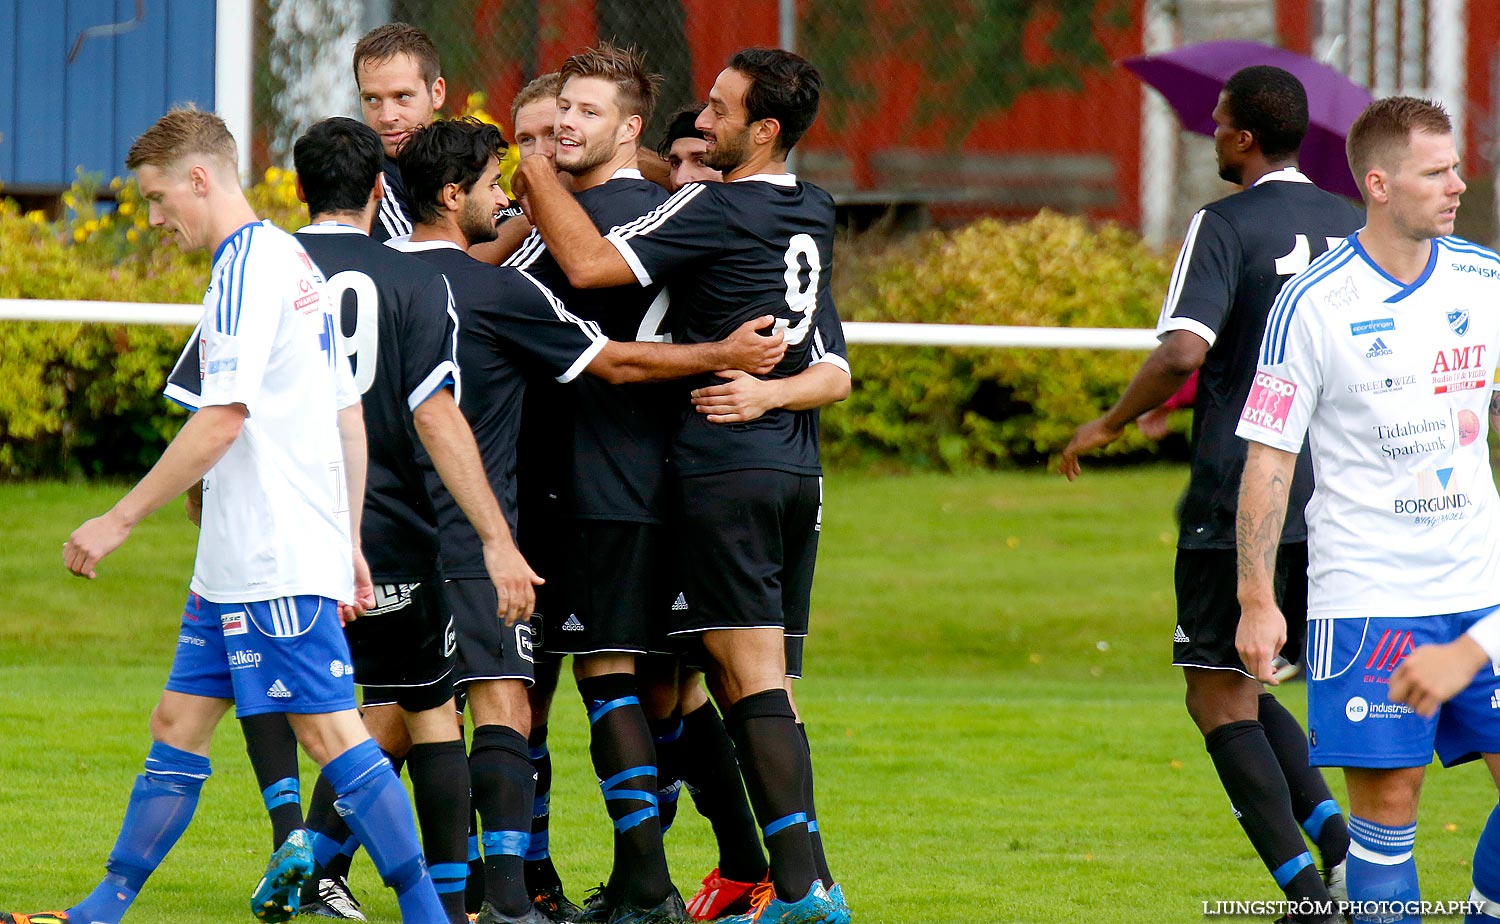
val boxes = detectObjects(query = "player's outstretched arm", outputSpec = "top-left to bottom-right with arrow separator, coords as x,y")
691,363 -> 852,424
1058,330 -> 1208,480
336,403 -> 376,618
412,389 -> 542,625
512,155 -> 636,288
64,403 -> 247,579
1235,441 -> 1296,683
586,315 -> 787,384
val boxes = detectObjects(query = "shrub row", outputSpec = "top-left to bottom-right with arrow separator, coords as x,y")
823,211 -> 1177,469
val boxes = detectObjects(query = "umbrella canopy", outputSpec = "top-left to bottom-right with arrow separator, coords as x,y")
1122,40 -> 1374,199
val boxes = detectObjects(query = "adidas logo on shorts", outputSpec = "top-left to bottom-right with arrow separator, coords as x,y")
672,592 -> 688,612
1173,625 -> 1190,644
562,614 -> 585,631
267,679 -> 293,699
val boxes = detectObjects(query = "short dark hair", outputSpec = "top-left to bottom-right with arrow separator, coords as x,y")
397,117 -> 505,225
559,43 -> 663,125
511,72 -> 563,128
293,117 -> 384,218
727,48 -> 821,155
1220,65 -> 1308,160
354,22 -> 441,88
657,103 -> 707,158
1347,96 -> 1453,187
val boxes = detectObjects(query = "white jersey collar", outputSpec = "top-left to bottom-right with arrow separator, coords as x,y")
1253,166 -> 1312,186
388,237 -> 465,253
732,172 -> 797,187
295,221 -> 366,235
609,167 -> 645,181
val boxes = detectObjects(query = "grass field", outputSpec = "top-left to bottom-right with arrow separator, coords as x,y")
2,468 -> 1497,923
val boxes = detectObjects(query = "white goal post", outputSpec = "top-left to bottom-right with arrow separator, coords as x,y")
0,299 -> 1161,351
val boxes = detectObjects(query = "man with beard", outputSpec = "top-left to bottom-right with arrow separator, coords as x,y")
511,49 -> 852,924
1059,66 -> 1360,924
393,117 -> 787,924
352,23 -> 443,244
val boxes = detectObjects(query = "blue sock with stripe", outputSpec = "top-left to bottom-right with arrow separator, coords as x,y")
648,714 -> 686,835
1347,816 -> 1419,924
523,725 -> 562,895
727,689 -> 819,903
470,724 -> 535,916
1467,803 -> 1500,921
578,673 -> 672,906
69,742 -> 211,924
326,738 -> 445,924
1204,720 -> 1330,911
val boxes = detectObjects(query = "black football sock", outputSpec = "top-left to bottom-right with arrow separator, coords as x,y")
523,724 -> 563,896
470,724 -> 537,916
797,722 -> 834,886
577,673 -> 673,906
648,713 -> 685,835
1205,720 -> 1331,910
240,713 -> 304,848
679,700 -> 768,882
408,740 -> 472,924
466,810 -> 484,915
727,689 -> 817,902
1259,693 -> 1349,870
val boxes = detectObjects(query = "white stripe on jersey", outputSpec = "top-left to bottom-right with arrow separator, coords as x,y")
378,195 -> 412,239
516,269 -> 603,337
505,230 -> 547,269
609,182 -> 707,241
1156,210 -> 1204,334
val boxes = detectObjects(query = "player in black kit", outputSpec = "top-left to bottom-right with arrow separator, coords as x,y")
1059,67 -> 1363,924
512,49 -> 852,924
392,116 -> 787,924
353,23 -> 442,244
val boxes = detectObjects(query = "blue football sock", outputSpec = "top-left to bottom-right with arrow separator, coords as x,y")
1467,803 -> 1500,922
1348,816 -> 1419,924
327,739 -> 445,924
69,742 -> 211,924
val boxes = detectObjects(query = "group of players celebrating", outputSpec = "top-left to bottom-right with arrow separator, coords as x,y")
8,22 -> 850,924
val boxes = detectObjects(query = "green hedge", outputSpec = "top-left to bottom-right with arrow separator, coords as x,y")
824,212 -> 1177,469
1,179 -> 1177,477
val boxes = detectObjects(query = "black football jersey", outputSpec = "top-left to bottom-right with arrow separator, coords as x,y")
399,241 -> 607,578
506,170 -> 675,522
371,157 -> 415,244
603,174 -> 845,476
1155,169 -> 1364,548
295,223 -> 459,579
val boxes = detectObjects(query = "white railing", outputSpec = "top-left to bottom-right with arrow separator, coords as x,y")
0,299 -> 1163,351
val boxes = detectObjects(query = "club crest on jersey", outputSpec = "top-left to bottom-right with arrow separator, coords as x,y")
1448,308 -> 1470,336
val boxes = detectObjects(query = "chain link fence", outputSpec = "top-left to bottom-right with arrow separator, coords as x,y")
249,0 -> 1147,227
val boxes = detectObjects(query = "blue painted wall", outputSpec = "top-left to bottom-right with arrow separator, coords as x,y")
0,1 -> 216,190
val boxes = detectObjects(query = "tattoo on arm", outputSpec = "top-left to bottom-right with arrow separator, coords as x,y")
1489,391 -> 1500,417
1236,459 -> 1291,586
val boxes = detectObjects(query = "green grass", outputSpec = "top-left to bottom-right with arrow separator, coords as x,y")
2,469 -> 1496,923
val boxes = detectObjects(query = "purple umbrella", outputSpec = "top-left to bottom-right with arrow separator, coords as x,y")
1122,39 -> 1374,199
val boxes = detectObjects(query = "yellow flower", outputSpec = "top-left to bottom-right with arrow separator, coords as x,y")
62,193 -> 76,209
118,201 -> 134,217
84,220 -> 100,234
25,210 -> 46,224
73,228 -> 87,244
109,176 -> 123,190
126,228 -> 140,242
266,166 -> 283,185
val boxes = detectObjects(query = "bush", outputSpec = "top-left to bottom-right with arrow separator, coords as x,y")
0,168 -> 315,478
824,211 -> 1177,469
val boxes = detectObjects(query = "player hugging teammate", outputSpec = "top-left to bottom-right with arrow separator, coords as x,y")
6,22 -> 852,924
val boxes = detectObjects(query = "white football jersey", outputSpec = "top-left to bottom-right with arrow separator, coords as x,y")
1237,234 -> 1500,619
168,220 -> 360,603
